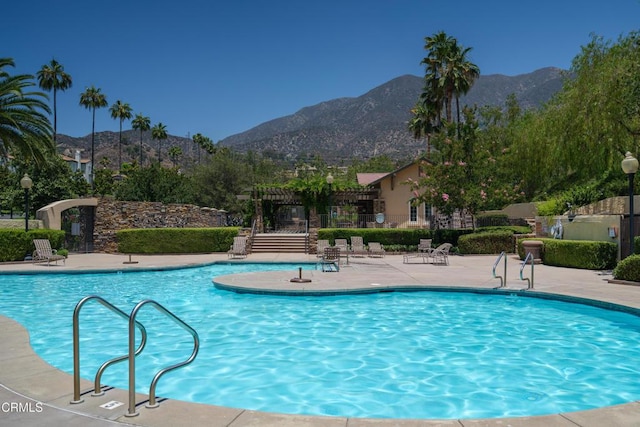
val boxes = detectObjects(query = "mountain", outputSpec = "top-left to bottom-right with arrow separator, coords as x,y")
57,68 -> 566,166
218,67 -> 567,162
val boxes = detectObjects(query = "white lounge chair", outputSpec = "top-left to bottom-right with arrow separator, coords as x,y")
350,236 -> 367,257
227,236 -> 248,259
316,239 -> 330,258
429,243 -> 453,265
32,239 -> 66,266
367,242 -> 385,257
418,239 -> 433,253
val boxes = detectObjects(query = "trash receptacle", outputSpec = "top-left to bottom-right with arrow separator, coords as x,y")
522,240 -> 543,264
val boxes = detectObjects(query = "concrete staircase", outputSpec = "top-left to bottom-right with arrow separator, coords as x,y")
250,233 -> 309,253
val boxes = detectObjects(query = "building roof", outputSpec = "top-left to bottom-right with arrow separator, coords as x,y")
356,173 -> 388,186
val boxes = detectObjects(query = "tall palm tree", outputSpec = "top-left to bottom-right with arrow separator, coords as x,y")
408,103 -> 438,159
151,122 -> 167,163
36,59 -> 72,144
0,58 -> 53,165
109,100 -> 133,172
192,133 -> 204,164
131,113 -> 150,166
79,86 -> 108,185
420,31 -> 479,134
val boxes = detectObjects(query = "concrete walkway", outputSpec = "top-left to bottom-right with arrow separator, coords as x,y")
1,252 -> 640,426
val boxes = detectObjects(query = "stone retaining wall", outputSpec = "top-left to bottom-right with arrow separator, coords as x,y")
94,198 -> 227,252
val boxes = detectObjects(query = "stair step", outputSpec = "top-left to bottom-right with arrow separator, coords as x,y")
249,233 -> 309,253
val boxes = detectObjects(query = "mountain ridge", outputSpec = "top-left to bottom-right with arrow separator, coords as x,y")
57,67 -> 566,165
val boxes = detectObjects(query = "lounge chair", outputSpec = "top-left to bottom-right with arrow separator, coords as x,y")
429,243 -> 453,265
316,239 -> 330,258
227,236 -> 248,259
32,239 -> 66,266
320,247 -> 340,272
418,239 -> 433,253
350,236 -> 367,257
334,239 -> 349,264
368,242 -> 385,257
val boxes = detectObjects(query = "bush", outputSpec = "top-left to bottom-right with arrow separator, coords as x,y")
458,230 -> 514,254
117,227 -> 240,254
0,229 -> 65,262
517,238 -> 617,270
613,255 -> 640,282
475,214 -> 509,227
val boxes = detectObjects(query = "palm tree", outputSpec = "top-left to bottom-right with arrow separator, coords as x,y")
79,86 -> 108,185
151,122 -> 167,163
37,59 -> 72,144
0,58 -> 53,165
192,133 -> 204,164
131,113 -> 150,166
109,100 -> 133,172
420,31 -> 479,135
408,103 -> 438,159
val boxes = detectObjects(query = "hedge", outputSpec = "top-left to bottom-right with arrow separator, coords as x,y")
458,230 -> 514,254
518,238 -> 617,270
613,254 -> 640,282
0,229 -> 66,262
116,227 -> 240,254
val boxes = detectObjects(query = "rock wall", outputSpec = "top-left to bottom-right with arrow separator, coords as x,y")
94,198 -> 227,252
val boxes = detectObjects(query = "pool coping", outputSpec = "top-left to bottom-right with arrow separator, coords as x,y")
2,252 -> 640,426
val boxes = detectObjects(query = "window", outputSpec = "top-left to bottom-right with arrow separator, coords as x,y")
409,201 -> 418,222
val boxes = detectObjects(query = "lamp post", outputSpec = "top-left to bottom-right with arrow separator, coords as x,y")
326,173 -> 334,228
622,152 -> 639,257
20,173 -> 33,232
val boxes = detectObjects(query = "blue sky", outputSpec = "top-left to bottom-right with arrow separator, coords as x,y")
5,0 -> 640,142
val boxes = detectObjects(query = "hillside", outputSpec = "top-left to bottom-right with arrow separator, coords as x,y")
57,68 -> 566,166
218,67 -> 566,162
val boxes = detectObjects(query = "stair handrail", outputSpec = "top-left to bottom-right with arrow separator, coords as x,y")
126,299 -> 200,416
520,252 -> 535,290
492,251 -> 507,288
71,295 -> 147,404
247,218 -> 257,253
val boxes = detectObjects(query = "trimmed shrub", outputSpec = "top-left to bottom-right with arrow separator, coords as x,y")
613,255 -> 640,282
458,230 -> 514,254
117,227 -> 240,254
0,229 -> 65,262
518,238 -> 617,270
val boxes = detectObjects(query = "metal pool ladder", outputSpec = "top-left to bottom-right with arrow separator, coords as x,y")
520,252 -> 535,289
70,295 -> 200,417
492,251 -> 507,288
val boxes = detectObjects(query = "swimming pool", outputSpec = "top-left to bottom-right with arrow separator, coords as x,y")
1,262 -> 640,420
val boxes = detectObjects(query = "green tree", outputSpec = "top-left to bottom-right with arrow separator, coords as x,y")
0,58 -> 53,165
131,113 -> 151,166
37,59 -> 72,144
115,163 -> 196,203
151,122 -> 167,163
109,100 -> 133,172
79,86 -> 108,185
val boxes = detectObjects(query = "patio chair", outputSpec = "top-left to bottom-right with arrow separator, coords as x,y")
316,239 -> 330,258
32,239 -> 66,266
417,239 -> 433,253
367,242 -> 385,258
227,236 -> 248,259
350,236 -> 367,257
429,243 -> 453,265
334,238 -> 349,252
320,246 -> 340,272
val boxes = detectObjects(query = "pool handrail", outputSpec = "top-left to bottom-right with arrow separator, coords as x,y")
126,299 -> 200,417
492,251 -> 507,288
70,295 -> 148,404
520,252 -> 535,289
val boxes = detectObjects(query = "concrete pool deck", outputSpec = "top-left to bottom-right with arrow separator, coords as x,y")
1,252 -> 640,426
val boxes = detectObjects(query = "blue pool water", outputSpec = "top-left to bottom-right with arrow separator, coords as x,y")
1,262 -> 640,419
